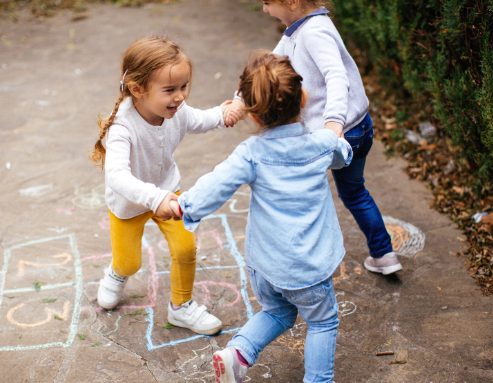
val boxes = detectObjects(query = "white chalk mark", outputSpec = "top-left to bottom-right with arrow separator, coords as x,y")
47,227 -> 68,234
228,190 -> 251,213
97,315 -> 122,336
3,282 -> 74,294
383,216 -> 425,257
335,292 -> 357,317
19,184 -> 53,197
71,184 -> 106,210
0,233 -> 84,351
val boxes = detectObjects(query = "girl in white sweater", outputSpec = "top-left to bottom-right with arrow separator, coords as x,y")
226,0 -> 403,276
90,36 -> 237,335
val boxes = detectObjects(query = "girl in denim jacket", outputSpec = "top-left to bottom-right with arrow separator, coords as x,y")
171,53 -> 352,383
225,0 -> 402,275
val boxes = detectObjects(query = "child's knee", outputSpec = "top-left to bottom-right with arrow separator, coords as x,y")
172,245 -> 196,265
112,258 -> 141,277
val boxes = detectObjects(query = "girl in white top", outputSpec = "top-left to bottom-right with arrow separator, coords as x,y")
226,0 -> 403,276
90,36 -> 237,335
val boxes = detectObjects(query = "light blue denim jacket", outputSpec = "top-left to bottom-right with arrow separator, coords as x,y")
178,122 -> 352,289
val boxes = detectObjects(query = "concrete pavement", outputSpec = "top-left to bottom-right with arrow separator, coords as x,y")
0,1 -> 492,382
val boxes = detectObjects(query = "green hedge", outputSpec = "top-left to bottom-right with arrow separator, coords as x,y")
332,0 -> 493,183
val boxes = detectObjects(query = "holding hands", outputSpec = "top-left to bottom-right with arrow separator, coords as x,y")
156,193 -> 182,221
221,99 -> 246,128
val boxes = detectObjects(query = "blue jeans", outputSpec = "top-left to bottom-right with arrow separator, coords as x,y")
331,113 -> 393,258
228,268 -> 339,383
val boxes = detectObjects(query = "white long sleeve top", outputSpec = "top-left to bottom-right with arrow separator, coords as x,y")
272,8 -> 369,133
104,97 -> 225,219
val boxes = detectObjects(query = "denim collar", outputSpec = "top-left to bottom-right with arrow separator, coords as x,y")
260,122 -> 305,139
283,7 -> 329,37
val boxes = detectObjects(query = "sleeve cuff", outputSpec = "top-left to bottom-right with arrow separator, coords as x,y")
234,90 -> 243,101
178,194 -> 201,232
341,138 -> 353,167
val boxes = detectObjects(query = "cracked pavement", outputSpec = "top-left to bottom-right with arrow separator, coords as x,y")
0,0 -> 492,382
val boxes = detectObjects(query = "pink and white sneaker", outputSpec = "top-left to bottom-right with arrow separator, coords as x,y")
213,347 -> 248,383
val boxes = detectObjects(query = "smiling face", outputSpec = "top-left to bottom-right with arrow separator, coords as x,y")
262,1 -> 299,26
132,59 -> 191,126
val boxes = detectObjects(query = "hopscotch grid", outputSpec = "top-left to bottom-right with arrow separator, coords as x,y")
0,233 -> 84,352
146,214 -> 253,350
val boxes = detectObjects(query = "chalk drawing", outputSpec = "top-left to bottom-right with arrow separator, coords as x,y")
17,252 -> 72,277
7,300 -> 70,328
56,206 -> 74,215
228,191 -> 250,213
175,344 -> 216,382
196,230 -> 224,251
80,240 -> 157,312
146,214 -> 253,350
97,315 -> 122,336
175,344 -> 272,382
336,292 -> 357,317
0,233 -> 83,352
71,184 -> 106,210
333,261 -> 349,285
47,227 -> 68,234
19,183 -> 53,197
383,216 -> 425,257
276,322 -> 307,356
98,215 -> 110,230
194,281 -> 241,307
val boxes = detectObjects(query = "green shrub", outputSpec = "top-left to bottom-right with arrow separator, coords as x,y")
332,0 -> 493,184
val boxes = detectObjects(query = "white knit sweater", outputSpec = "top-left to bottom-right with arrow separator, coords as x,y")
104,97 -> 224,219
273,12 -> 369,133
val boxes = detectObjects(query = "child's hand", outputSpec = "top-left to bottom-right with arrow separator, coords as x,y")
156,193 -> 179,221
324,121 -> 344,138
221,99 -> 246,128
169,200 -> 183,221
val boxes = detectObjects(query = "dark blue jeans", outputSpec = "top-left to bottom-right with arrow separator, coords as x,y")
331,113 -> 393,258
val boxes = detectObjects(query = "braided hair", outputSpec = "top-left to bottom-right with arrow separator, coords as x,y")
90,36 -> 193,168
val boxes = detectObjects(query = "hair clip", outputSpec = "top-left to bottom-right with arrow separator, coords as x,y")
120,69 -> 128,92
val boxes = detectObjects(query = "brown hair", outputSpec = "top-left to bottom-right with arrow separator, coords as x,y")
272,0 -> 329,10
238,52 -> 303,129
90,36 -> 193,168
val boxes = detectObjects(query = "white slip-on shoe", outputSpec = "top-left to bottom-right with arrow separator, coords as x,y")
213,347 -> 249,383
167,300 -> 222,335
97,265 -> 128,310
364,251 -> 403,275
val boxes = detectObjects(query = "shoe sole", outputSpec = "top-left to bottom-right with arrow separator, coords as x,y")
213,353 -> 232,383
364,261 -> 403,275
167,316 -> 222,335
97,292 -> 120,310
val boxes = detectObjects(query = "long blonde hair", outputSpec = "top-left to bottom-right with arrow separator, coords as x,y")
239,52 -> 303,129
90,36 -> 193,168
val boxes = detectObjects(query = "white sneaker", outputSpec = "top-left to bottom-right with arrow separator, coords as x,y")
364,252 -> 403,275
213,347 -> 249,383
167,300 -> 222,335
97,265 -> 128,310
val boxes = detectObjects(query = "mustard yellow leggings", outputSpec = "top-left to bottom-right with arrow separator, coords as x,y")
109,193 -> 196,306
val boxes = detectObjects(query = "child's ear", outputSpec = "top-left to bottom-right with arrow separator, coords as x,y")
301,89 -> 308,109
128,82 -> 145,99
286,0 -> 300,11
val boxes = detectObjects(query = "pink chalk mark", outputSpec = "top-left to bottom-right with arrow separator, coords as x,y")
80,253 -> 112,262
158,239 -> 170,252
196,231 -> 224,250
80,246 -> 158,312
98,215 -> 110,230
194,281 -> 240,307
